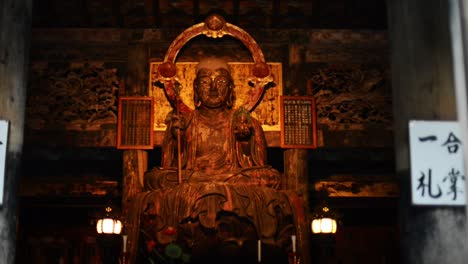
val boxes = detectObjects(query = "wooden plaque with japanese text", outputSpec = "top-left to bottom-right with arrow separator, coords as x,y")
117,97 -> 154,149
280,96 -> 317,148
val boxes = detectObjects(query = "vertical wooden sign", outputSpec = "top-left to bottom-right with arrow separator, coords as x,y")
280,96 -> 317,148
117,97 -> 154,149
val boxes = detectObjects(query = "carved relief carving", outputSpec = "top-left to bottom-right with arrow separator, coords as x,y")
27,64 -> 120,131
308,65 -> 391,127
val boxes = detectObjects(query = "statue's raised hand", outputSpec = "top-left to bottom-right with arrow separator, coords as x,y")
166,112 -> 186,138
234,111 -> 252,140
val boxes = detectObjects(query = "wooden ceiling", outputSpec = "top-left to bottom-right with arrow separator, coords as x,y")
32,0 -> 387,29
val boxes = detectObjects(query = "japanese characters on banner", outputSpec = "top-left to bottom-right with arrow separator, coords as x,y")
409,120 -> 466,205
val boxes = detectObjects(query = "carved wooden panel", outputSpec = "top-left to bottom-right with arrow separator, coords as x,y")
26,64 -> 120,131
280,96 -> 317,148
307,65 -> 391,129
117,97 -> 154,149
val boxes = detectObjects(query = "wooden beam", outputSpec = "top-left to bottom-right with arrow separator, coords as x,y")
314,181 -> 399,198
314,174 -> 398,198
24,129 -> 117,147
19,180 -> 119,197
24,125 -> 393,148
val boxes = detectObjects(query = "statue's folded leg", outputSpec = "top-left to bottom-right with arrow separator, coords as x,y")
144,167 -> 180,190
224,166 -> 281,189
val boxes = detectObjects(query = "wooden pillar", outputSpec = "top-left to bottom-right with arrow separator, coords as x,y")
122,150 -> 146,214
126,43 -> 149,96
122,43 -> 149,216
284,43 -> 311,264
284,149 -> 311,264
387,1 -> 468,263
0,0 -> 32,263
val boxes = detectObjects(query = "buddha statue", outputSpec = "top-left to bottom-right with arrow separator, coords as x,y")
128,57 -> 294,263
144,57 -> 281,190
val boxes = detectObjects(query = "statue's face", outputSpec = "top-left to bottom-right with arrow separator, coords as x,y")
195,68 -> 232,109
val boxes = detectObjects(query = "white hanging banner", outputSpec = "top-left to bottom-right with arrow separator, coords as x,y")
409,120 -> 466,205
0,120 -> 8,206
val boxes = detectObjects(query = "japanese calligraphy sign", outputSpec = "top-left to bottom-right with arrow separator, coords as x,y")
0,120 -> 8,206
409,120 -> 465,205
117,97 -> 154,149
280,96 -> 317,148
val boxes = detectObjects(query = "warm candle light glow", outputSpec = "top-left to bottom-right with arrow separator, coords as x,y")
96,218 -> 122,234
311,217 -> 337,234
122,234 -> 128,252
291,235 -> 296,252
257,240 -> 261,263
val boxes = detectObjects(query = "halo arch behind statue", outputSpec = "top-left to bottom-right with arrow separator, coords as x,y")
157,14 -> 273,113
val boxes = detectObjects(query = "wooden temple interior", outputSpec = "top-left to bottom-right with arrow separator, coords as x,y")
15,1 -> 399,263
